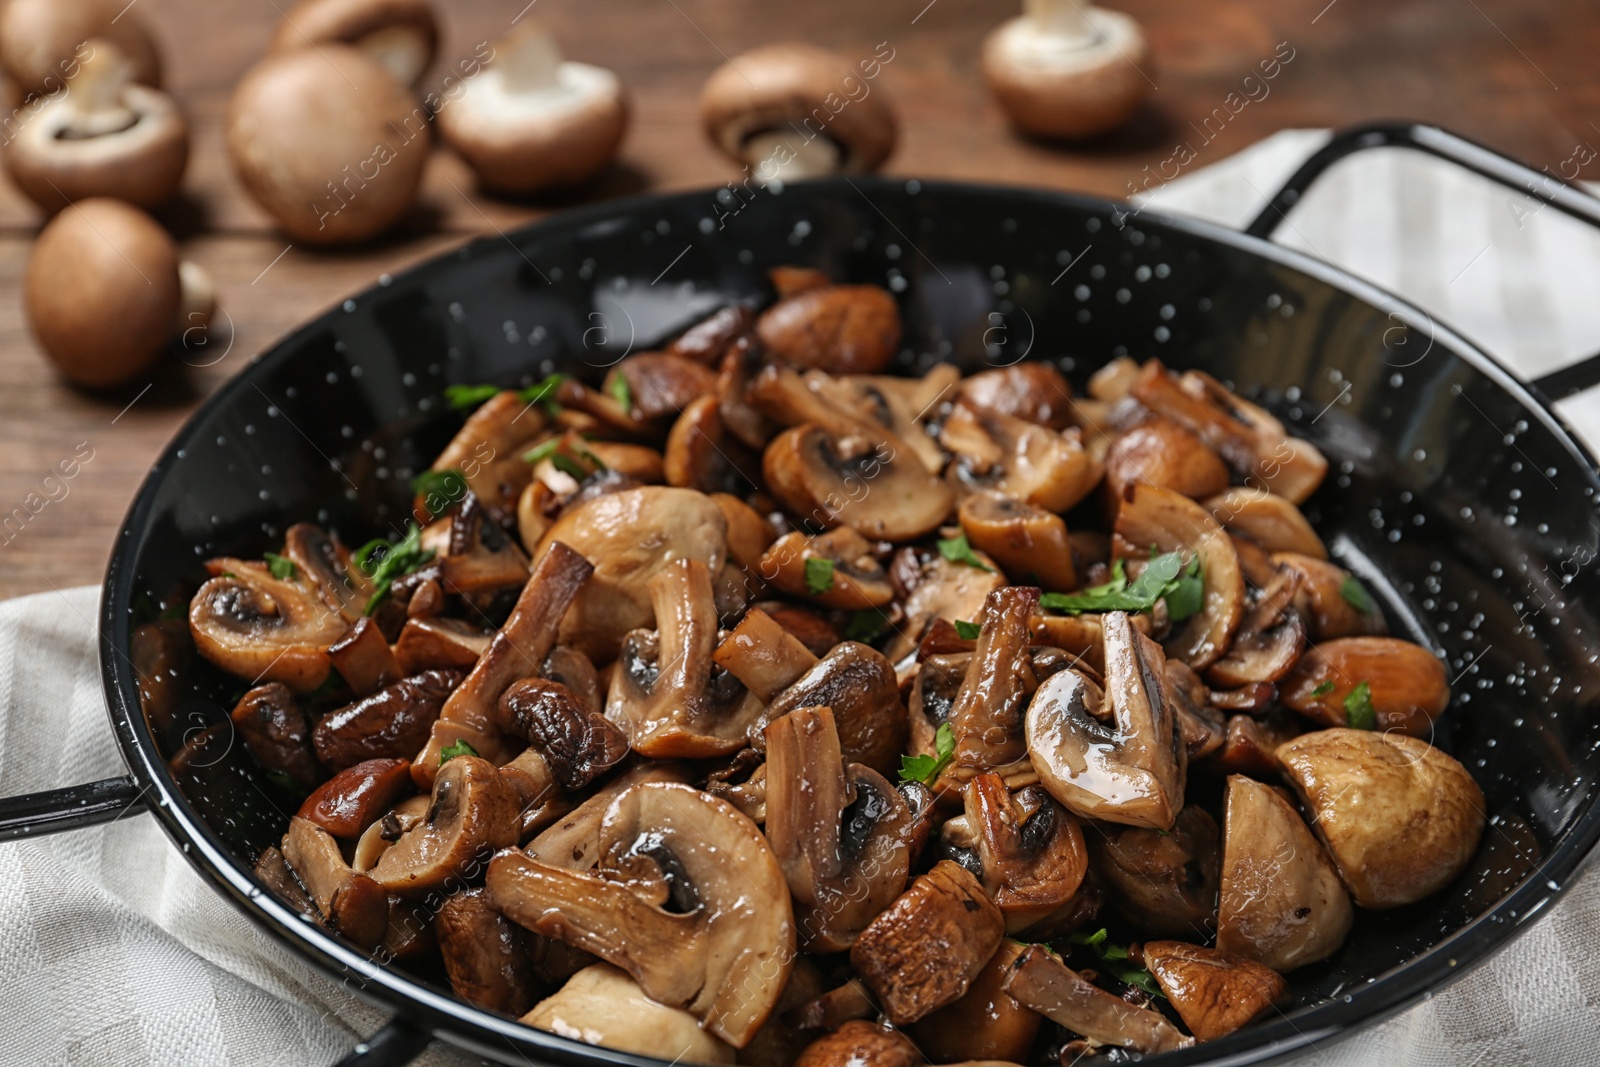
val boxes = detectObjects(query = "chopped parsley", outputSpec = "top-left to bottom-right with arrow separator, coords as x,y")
445,374 -> 569,414
439,739 -> 479,764
804,557 -> 836,595
900,722 -> 956,785
1344,681 -> 1378,730
608,373 -> 633,413
1040,551 -> 1202,622
1310,680 -> 1336,698
1340,575 -> 1375,614
844,610 -> 889,644
264,552 -> 297,581
352,523 -> 434,615
937,533 -> 995,572
411,468 -> 468,511
1068,927 -> 1165,998
954,619 -> 982,640
524,438 -> 607,479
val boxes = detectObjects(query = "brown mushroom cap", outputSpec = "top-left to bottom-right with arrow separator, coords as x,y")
1143,940 -> 1288,1041
1207,487 -> 1326,558
958,491 -> 1077,593
4,40 -> 188,213
941,402 -> 1103,514
227,45 -> 429,244
1087,805 -> 1220,937
436,887 -> 539,1016
436,21 -> 629,196
1279,636 -> 1449,736
0,0 -> 162,95
759,528 -> 895,609
981,1 -> 1151,141
524,963 -> 736,1063
908,939 -> 1042,1063
1104,419 -> 1230,501
961,773 -> 1087,933
755,286 -> 903,376
270,0 -> 438,87
795,1021 -> 920,1067
765,422 -> 953,542
281,816 -> 390,948
24,197 -> 181,388
1278,729 -> 1485,908
701,43 -> 897,178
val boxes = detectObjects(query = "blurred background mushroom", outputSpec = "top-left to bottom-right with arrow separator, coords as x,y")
269,0 -> 439,88
0,0 -> 163,96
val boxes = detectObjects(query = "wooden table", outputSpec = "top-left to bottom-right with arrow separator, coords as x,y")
1,0 -> 1595,600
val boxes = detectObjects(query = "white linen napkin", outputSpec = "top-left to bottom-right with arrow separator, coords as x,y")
5,130 -> 1600,1066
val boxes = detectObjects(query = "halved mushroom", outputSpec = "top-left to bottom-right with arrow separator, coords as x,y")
766,706 -> 911,951
1113,483 -> 1246,671
526,763 -> 694,871
941,402 -> 1102,514
960,773 -> 1087,933
524,963 -> 736,1063
439,492 -> 531,601
712,607 -> 819,702
794,1021 -> 919,1067
849,860 -> 1005,1024
1206,488 -> 1326,559
716,334 -> 780,450
665,397 -> 760,495
947,586 -> 1041,777
370,754 -> 521,895
1279,637 -> 1449,736
885,544 -> 1007,663
1027,612 -> 1185,829
190,563 -> 349,692
759,528 -> 895,609
430,391 -> 548,520
1204,565 -> 1305,689
296,757 -> 414,838
436,887 -> 539,1016
1274,553 -> 1388,640
1163,660 -> 1226,762
313,668 -> 460,770
606,558 -> 763,757
270,0 -> 438,87
325,615 -> 400,693
1001,945 -> 1190,1054
489,782 -> 796,1047
1086,806 -> 1220,937
253,845 -> 320,923
1131,361 -> 1328,504
1142,941 -> 1287,1041
789,977 -> 876,1031
1216,774 -> 1352,971
765,421 -> 953,542
908,939 -> 1041,1063
1278,729 -> 1485,909
958,364 -> 1075,431
393,616 -> 492,674
755,641 -> 908,777
415,541 -> 593,779
537,486 -> 727,663
498,746 -> 570,841
230,683 -> 322,791
958,491 -> 1076,592
5,38 -> 188,213
351,793 -> 430,872
1103,419 -> 1230,502
499,677 -> 629,791
281,816 -> 390,948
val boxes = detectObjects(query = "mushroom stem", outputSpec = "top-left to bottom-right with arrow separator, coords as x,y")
497,22 -> 564,94
742,131 -> 842,180
1024,0 -> 1097,48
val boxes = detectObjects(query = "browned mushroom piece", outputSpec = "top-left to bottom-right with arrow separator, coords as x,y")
1274,553 -> 1389,640
439,492 -> 531,602
436,888 -> 539,1016
1113,483 -> 1246,671
1163,659 -> 1226,762
524,963 -> 737,1063
668,304 -> 756,365
606,558 -> 762,757
190,563 -> 349,693
325,617 -> 399,692
604,352 -> 716,424
253,845 -> 321,923
1000,945 -> 1190,1054
497,745 -> 570,841
1131,360 -> 1328,503
701,44 -> 898,180
790,977 -> 877,1031
296,757 -> 414,838
712,607 -> 819,702
351,794 -> 430,873
1216,774 -> 1352,971
849,860 -> 1005,1025
754,641 -> 908,777
428,391 -> 549,520
1278,729 -> 1485,909
941,401 -> 1103,514
747,362 -> 952,475
957,364 -> 1075,431
5,38 -> 188,213
230,683 -> 323,790
498,677 -> 629,790
393,616 -> 492,674
489,782 -> 796,1047
957,491 -> 1076,592
537,486 -> 727,663
765,419 -> 953,543
525,763 -> 694,870
664,396 -> 760,495
281,816 -> 390,948
415,541 -> 593,779
752,285 -> 902,376
907,939 -> 1040,1062
944,586 -> 1041,778
959,773 -> 1087,933
1143,941 -> 1288,1042
369,754 -> 521,894
1204,565 -> 1305,689
759,528 -> 895,609
270,0 -> 438,87
1103,419 -> 1231,501
793,1020 -> 920,1067
1027,612 -> 1114,673
1209,712 -> 1302,778
132,617 -> 190,733
0,0 -> 162,96
885,544 -> 1007,663
312,669 -> 460,770
1206,487 -> 1327,559
1086,806 -> 1220,937
1027,611 -> 1185,829
1278,636 -> 1449,736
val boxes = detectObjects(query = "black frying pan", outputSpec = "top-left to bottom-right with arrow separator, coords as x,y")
5,122 -> 1600,1067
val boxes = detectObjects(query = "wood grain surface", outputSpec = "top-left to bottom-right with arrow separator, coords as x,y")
1,0 -> 1595,600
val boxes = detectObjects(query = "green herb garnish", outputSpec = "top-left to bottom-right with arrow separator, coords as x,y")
1310,680 -> 1336,698
1069,927 -> 1166,999
804,557 -> 836,595
1340,575 -> 1375,614
521,373 -> 570,414
955,619 -> 982,640
524,438 -> 606,479
439,739 -> 479,764
900,722 -> 956,785
1344,681 -> 1378,730
608,373 -> 633,413
411,468 -> 468,511
264,553 -> 297,581
844,610 -> 889,644
1040,551 -> 1202,621
550,453 -> 591,480
445,373 -> 570,415
352,523 -> 434,615
937,533 -> 994,572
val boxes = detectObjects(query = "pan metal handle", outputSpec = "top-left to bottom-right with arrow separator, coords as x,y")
333,1016 -> 432,1067
0,774 -> 148,842
1245,121 -> 1600,400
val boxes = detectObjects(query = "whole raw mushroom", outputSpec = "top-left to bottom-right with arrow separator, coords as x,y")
270,0 -> 439,88
0,0 -> 162,96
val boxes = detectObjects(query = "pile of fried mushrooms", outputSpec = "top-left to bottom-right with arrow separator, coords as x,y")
168,268 -> 1486,1063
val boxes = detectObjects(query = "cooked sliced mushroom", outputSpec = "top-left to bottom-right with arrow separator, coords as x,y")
498,746 -> 569,841
908,939 -> 1040,1063
1113,483 -> 1245,670
1210,712 -> 1302,778
1278,729 -> 1485,908
1274,553 -> 1388,640
669,304 -> 756,365
1131,360 -> 1327,504
885,544 -> 1007,663
958,491 -> 1076,592
281,816 -> 390,948
393,616 -> 491,674
1103,419 -> 1230,501
947,587 -> 1041,777
606,353 -> 716,424
941,402 -> 1102,514
1086,806 -> 1220,937
253,844 -> 320,923
541,645 -> 603,715
1216,774 -> 1352,971
957,364 -> 1075,431
1206,487 -> 1326,558
747,362 -> 950,475
755,641 -> 908,777
790,978 -> 877,1031
1026,612 -> 1185,829
1279,637 -> 1449,736
765,421 -> 952,542
712,607 -> 818,702
325,615 -> 401,693
437,888 -> 538,1016
370,754 -> 521,895
440,492 -> 531,601
352,794 -> 430,872
849,860 -> 1005,1024
313,668 -> 461,770
489,782 -> 796,1047
1143,940 -> 1287,1041
664,396 -> 759,495
524,963 -> 736,1063
1001,945 -> 1190,1054
230,682 -> 322,790
499,677 -> 629,790
766,706 -> 911,951
962,773 -> 1087,933
1205,566 -> 1305,689
1164,659 -> 1226,761
429,391 -> 548,520
526,763 -> 693,870
296,757 -> 414,838
270,0 -> 438,87
759,528 -> 895,609
607,558 -> 762,757
132,617 -> 190,733
190,563 -> 349,692
415,541 -> 593,779
794,1020 -> 919,1067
